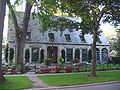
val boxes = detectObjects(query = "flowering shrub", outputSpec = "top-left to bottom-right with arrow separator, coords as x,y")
40,68 -> 51,73
65,68 -> 73,73
51,68 -> 62,73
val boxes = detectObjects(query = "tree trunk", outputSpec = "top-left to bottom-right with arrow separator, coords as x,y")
0,0 -> 6,82
91,28 -> 97,77
7,0 -> 32,65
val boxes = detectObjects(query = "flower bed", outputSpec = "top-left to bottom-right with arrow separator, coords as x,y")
2,70 -> 22,75
36,67 -> 81,74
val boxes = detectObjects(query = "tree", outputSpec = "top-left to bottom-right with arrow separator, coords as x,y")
0,0 -> 6,82
115,28 -> 120,56
59,0 -> 120,77
6,0 -> 33,65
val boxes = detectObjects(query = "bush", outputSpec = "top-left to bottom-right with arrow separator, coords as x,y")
72,58 -> 80,64
57,58 -> 64,64
44,58 -> 52,66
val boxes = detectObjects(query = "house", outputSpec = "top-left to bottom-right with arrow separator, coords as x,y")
7,14 -> 110,64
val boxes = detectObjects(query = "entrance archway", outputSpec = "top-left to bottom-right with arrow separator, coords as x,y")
47,46 -> 58,63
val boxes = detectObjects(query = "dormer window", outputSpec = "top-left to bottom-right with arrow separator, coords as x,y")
26,32 -> 31,40
79,35 -> 86,43
65,34 -> 72,42
48,33 -> 55,42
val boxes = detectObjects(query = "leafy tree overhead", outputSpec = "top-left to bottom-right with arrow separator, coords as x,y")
59,0 -> 120,77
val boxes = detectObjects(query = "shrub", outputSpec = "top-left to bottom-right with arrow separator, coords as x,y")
57,58 -> 64,64
72,58 -> 80,64
44,58 -> 52,66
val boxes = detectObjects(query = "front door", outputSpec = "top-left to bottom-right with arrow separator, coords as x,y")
47,46 -> 58,63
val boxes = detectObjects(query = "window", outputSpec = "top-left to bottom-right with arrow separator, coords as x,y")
101,48 -> 108,63
65,34 -> 71,42
75,49 -> 80,59
96,48 -> 100,61
48,33 -> 55,41
79,34 -> 86,43
82,49 -> 87,61
26,32 -> 31,40
79,35 -> 85,41
66,49 -> 73,62
61,49 -> 65,62
40,49 -> 44,63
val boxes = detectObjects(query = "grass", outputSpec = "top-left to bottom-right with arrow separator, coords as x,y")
0,76 -> 33,90
38,71 -> 120,86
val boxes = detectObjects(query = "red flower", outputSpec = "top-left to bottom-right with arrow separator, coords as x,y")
40,68 -> 51,73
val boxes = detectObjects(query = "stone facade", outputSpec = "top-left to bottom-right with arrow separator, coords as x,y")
7,14 -> 110,64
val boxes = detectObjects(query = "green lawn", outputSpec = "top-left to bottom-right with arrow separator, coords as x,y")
0,76 -> 33,90
38,71 -> 120,86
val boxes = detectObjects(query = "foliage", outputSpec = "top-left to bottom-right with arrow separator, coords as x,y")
44,58 -> 52,66
72,58 -> 80,64
25,49 -> 30,63
114,29 -> 120,56
59,0 -> 120,77
4,43 -> 9,63
39,71 -> 120,86
57,58 -> 64,64
0,76 -> 33,89
9,48 -> 14,64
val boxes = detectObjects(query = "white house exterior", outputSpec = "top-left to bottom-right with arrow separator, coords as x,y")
7,14 -> 110,64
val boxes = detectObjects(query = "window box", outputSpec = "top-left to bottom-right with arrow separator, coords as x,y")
81,40 -> 87,43
67,40 -> 72,42
49,38 -> 55,42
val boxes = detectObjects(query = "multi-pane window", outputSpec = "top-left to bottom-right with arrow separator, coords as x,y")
79,35 -> 85,41
101,48 -> 108,63
26,32 -> 31,40
48,33 -> 55,41
65,34 -> 71,41
75,49 -> 80,59
96,48 -> 100,61
82,49 -> 87,61
66,49 -> 73,61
